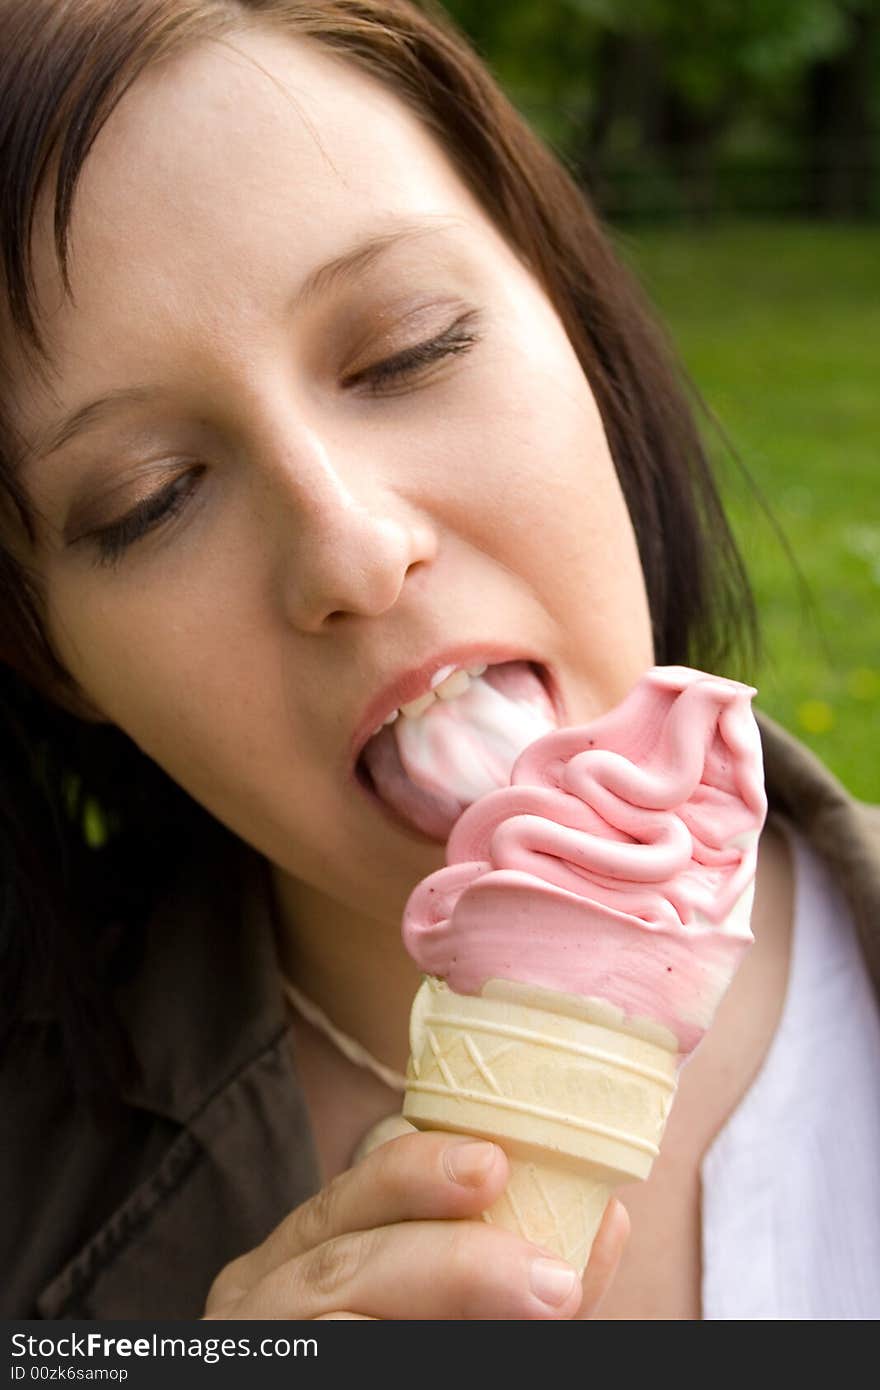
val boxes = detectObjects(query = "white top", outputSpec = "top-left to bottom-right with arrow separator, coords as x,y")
701,821 -> 880,1319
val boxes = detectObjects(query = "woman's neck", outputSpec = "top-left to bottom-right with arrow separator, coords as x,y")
270,867 -> 421,1079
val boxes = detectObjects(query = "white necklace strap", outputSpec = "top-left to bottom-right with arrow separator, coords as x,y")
281,975 -> 408,1094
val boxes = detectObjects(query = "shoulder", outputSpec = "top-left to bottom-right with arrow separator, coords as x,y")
856,800 -> 880,850
756,708 -> 880,1006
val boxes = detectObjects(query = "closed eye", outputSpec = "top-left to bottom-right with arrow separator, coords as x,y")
346,309 -> 482,394
84,466 -> 205,568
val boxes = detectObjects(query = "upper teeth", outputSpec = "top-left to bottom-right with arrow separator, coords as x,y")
370,663 -> 488,737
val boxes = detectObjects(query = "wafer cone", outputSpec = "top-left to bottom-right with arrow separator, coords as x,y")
404,976 -> 678,1275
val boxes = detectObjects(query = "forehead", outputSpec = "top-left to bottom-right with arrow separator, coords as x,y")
19,25 -> 493,406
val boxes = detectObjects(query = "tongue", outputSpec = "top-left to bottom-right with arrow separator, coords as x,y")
360,661 -> 557,839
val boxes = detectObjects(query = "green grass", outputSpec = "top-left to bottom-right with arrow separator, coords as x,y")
617,222 -> 879,803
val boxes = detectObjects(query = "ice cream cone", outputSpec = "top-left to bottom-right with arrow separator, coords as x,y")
404,975 -> 678,1275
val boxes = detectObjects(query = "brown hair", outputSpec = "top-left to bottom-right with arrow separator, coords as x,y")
0,0 -> 756,1092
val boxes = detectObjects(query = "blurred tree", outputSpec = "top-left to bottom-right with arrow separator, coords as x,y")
803,4 -> 880,216
440,0 -> 879,218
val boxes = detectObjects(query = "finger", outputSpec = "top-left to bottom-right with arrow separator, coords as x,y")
314,1312 -> 378,1320
221,1218 -> 583,1321
576,1198 -> 630,1319
350,1115 -> 415,1164
207,1130 -> 509,1308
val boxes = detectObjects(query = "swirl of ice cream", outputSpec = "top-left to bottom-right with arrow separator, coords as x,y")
402,666 -> 768,1054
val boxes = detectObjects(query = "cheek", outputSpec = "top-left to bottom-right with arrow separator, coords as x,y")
50,590 -> 324,867
47,580 -> 258,776
448,311 -> 653,680
439,340 -> 642,587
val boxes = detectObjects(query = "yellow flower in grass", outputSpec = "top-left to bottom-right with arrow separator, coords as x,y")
847,668 -> 880,702
797,699 -> 834,734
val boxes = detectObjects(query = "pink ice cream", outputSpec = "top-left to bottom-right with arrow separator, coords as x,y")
402,666 -> 768,1054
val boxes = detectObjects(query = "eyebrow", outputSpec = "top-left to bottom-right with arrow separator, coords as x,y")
25,217 -> 458,466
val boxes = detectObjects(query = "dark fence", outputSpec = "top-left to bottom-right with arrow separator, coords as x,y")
578,156 -> 880,221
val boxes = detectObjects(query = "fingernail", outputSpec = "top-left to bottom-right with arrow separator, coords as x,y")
529,1257 -> 579,1307
444,1139 -> 498,1186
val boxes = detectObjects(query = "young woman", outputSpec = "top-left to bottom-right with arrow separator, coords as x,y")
2,0 -> 878,1320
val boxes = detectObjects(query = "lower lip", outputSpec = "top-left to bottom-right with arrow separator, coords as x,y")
351,661 -> 562,844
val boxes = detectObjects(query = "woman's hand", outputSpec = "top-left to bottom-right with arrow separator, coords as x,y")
203,1130 -> 627,1320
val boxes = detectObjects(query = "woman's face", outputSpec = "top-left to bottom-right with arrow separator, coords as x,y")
11,27 -> 653,925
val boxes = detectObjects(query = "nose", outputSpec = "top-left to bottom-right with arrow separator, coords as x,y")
257,419 -> 439,631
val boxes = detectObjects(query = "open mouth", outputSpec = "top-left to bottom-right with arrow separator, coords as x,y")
354,660 -> 560,842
